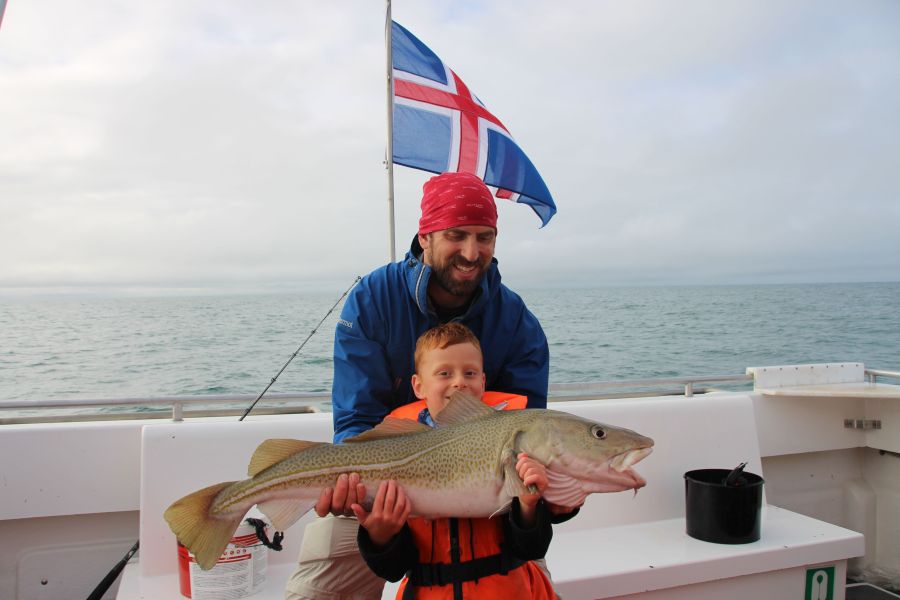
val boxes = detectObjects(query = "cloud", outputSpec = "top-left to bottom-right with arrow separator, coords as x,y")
1,0 -> 899,295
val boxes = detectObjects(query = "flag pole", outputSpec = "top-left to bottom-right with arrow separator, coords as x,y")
385,0 -> 397,263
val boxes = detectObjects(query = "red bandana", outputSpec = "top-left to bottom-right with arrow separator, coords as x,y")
418,172 -> 498,235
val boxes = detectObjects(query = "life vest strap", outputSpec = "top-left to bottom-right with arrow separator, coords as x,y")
406,550 -> 525,587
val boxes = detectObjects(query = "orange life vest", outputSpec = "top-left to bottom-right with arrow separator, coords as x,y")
387,392 -> 554,600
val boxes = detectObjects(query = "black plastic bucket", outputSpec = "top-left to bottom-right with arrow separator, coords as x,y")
684,468 -> 764,544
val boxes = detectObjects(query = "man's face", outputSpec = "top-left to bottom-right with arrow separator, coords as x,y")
419,225 -> 496,299
411,341 -> 486,418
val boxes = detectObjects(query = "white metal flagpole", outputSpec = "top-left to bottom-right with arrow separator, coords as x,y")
385,0 -> 397,263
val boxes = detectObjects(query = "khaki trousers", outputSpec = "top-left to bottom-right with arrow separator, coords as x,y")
284,515 -> 385,600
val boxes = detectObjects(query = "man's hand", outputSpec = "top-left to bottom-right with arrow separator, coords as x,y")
352,480 -> 411,548
516,452 -> 548,526
315,472 -> 365,517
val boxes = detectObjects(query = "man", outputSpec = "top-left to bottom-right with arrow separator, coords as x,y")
285,171 -> 549,600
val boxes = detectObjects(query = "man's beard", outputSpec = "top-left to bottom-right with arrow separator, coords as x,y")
430,256 -> 488,298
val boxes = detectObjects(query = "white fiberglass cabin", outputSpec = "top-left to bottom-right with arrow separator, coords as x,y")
1,362 -> 899,599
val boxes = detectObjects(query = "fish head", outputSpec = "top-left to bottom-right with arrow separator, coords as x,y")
517,411 -> 654,506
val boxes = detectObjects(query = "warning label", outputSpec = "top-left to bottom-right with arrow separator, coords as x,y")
180,538 -> 267,599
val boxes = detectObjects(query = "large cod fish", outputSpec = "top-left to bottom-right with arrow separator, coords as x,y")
165,393 -> 653,569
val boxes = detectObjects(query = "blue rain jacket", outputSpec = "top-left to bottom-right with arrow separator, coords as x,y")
331,240 -> 549,442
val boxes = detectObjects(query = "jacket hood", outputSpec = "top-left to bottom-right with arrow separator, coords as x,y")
403,235 -> 500,318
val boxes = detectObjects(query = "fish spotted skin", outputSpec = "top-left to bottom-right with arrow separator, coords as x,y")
164,393 -> 653,570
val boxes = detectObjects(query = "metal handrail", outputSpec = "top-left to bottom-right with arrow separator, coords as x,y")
550,374 -> 754,398
0,405 -> 320,426
0,391 -> 331,422
866,368 -> 900,384
0,391 -> 331,409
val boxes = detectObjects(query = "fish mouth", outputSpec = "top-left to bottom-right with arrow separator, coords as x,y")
609,448 -> 653,487
608,447 -> 652,489
582,447 -> 651,492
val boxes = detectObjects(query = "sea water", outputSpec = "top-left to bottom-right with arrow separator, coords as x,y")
1,282 -> 898,406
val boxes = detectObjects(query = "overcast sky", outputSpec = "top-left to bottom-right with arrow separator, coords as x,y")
1,0 -> 899,296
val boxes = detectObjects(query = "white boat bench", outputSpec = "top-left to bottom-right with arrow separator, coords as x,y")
119,394 -> 864,600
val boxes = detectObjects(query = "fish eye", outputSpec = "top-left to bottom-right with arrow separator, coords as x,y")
591,425 -> 606,440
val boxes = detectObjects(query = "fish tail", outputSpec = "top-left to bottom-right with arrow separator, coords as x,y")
163,481 -> 243,570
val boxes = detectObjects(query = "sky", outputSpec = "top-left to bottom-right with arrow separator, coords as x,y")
1,0 -> 899,296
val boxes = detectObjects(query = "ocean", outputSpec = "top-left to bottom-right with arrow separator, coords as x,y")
2,282 -> 898,408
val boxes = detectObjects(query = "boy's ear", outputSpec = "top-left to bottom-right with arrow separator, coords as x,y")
411,374 -> 425,399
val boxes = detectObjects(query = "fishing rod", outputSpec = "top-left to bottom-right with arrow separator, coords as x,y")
85,541 -> 139,600
85,277 -> 360,599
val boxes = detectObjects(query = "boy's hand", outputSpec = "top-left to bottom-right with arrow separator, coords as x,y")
352,480 -> 411,548
315,472 -> 365,517
516,452 -> 548,526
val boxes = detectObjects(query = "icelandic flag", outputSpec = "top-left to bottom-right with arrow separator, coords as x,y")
391,21 -> 557,226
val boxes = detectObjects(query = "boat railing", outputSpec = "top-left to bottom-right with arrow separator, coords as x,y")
549,373 -> 753,399
1,368 -> 895,425
0,392 -> 328,425
866,368 -> 900,384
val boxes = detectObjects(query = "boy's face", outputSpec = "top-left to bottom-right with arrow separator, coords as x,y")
411,341 -> 486,418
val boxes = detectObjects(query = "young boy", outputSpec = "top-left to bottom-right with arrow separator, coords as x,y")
351,322 -> 568,599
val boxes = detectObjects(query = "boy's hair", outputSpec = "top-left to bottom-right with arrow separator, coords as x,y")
414,322 -> 483,372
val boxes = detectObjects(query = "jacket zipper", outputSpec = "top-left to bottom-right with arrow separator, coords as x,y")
413,263 -> 427,314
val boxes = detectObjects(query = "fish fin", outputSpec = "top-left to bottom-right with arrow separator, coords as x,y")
248,439 -> 323,476
343,418 -> 430,442
433,391 -> 497,427
257,499 -> 316,531
501,448 -> 529,499
544,468 -> 588,507
164,481 -> 243,571
489,500 -> 513,520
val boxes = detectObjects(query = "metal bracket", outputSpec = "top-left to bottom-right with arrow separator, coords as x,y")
844,419 -> 882,430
